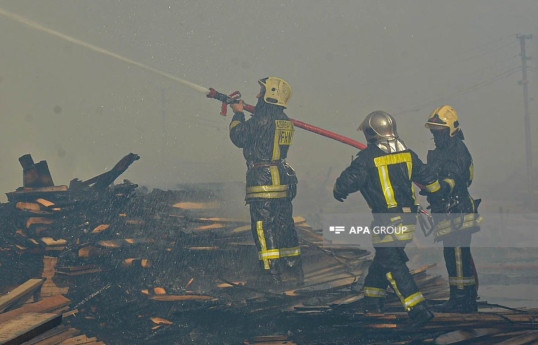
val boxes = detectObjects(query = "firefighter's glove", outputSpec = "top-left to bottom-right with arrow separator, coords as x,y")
420,180 -> 451,205
333,188 -> 348,202
231,100 -> 244,113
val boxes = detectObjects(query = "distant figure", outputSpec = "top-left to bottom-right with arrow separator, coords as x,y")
229,77 -> 303,288
422,105 -> 483,313
333,111 -> 448,329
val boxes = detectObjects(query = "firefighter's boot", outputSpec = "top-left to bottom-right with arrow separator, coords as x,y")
433,286 -> 477,313
407,302 -> 434,330
356,297 -> 385,314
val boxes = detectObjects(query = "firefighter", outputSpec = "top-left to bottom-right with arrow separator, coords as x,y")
333,111 -> 448,328
229,77 -> 303,288
421,105 -> 483,313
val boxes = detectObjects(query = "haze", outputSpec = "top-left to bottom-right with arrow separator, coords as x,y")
1,1 -> 537,213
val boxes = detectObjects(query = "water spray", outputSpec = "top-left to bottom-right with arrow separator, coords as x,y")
0,7 -> 366,150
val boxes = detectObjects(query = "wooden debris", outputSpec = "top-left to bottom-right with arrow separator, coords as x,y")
490,330 -> 538,345
0,295 -> 70,323
27,218 -> 55,229
0,279 -> 45,313
172,201 -> 220,209
6,185 -> 68,202
91,224 -> 110,234
78,246 -> 106,258
194,223 -> 226,230
153,287 -> 166,295
41,237 -> 67,246
1,158 -> 536,345
36,198 -> 55,208
188,246 -> 219,250
149,295 -> 215,301
150,317 -> 173,325
198,217 -> 249,222
57,334 -> 98,345
231,224 -> 251,233
70,153 -> 140,191
41,257 -> 69,297
217,281 -> 246,288
24,327 -> 80,345
16,202 -> 41,212
56,266 -> 104,276
185,278 -> 194,288
0,312 -> 62,345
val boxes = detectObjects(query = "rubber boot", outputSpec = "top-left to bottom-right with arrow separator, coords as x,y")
467,285 -> 478,312
356,297 -> 385,314
280,258 -> 304,289
433,286 -> 476,313
407,302 -> 434,330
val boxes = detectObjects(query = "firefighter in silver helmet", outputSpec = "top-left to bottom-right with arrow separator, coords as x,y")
229,77 -> 303,288
334,111 -> 449,329
421,105 -> 483,313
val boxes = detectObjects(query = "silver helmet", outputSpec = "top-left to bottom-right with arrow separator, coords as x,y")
358,111 -> 407,153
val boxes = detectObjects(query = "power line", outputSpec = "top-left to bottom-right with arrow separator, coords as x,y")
358,35 -> 518,87
517,33 -> 533,203
395,65 -> 521,115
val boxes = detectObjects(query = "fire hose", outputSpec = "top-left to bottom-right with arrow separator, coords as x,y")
206,88 -> 367,150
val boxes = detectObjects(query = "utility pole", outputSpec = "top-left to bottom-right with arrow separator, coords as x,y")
161,88 -> 167,160
517,34 -> 533,203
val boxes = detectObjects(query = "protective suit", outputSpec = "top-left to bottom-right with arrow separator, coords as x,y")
424,105 -> 483,313
334,111 -> 445,329
229,77 -> 303,287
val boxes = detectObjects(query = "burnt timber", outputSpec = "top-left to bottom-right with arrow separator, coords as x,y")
0,154 -> 536,344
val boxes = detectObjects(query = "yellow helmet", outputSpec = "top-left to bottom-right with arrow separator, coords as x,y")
425,105 -> 460,137
258,77 -> 292,107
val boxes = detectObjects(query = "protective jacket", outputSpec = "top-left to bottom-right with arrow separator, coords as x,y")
334,145 -> 441,244
230,110 -> 297,201
426,136 -> 482,239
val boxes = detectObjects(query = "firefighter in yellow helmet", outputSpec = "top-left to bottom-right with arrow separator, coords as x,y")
333,111 -> 450,329
421,105 -> 483,313
229,77 -> 303,288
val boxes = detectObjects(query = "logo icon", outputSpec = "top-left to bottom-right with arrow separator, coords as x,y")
329,226 -> 346,234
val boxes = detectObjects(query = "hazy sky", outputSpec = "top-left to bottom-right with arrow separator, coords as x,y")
1,0 -> 538,207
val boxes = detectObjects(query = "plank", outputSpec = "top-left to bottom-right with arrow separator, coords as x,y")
172,202 -> 219,209
0,279 -> 45,313
149,295 -> 215,301
0,312 -> 62,345
0,295 -> 70,323
41,257 -> 69,297
430,312 -> 538,323
29,328 -> 80,345
197,217 -> 249,223
59,335 -> 97,345
492,331 -> 538,345
435,328 -> 501,344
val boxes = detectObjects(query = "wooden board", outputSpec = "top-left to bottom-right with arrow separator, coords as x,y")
150,295 -> 215,302
435,328 -> 501,344
0,295 -> 70,323
0,279 -> 45,313
58,335 -> 98,344
41,257 -> 69,297
0,312 -> 62,345
493,331 -> 538,345
25,327 -> 79,345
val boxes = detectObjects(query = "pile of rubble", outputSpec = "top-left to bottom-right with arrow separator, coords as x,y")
0,154 -> 536,344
